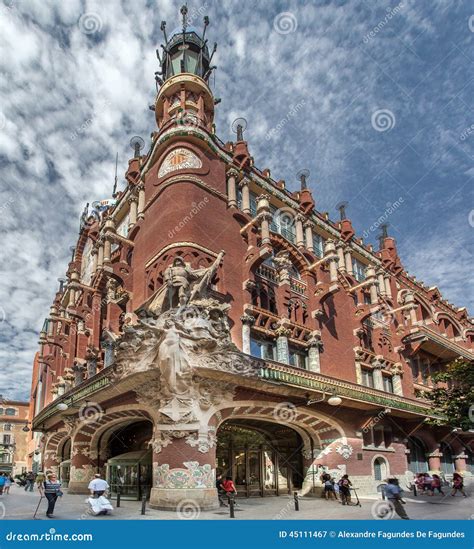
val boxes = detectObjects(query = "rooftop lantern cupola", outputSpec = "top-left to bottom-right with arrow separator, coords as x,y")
154,5 -> 218,131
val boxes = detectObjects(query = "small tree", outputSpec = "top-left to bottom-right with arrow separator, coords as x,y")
425,358 -> 474,431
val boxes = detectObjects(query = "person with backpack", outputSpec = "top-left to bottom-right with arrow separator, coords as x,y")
338,474 -> 352,505
451,473 -> 467,497
43,472 -> 63,518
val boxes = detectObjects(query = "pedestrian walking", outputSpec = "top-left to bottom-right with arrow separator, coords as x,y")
88,474 -> 109,498
451,473 -> 467,497
216,473 -> 228,507
338,474 -> 352,505
431,474 -> 444,495
24,471 -> 35,492
414,473 -> 424,495
0,473 -> 5,495
3,475 -> 12,495
384,478 -> 409,520
43,472 -> 63,518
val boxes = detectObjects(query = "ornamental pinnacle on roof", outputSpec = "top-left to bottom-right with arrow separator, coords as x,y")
153,5 -> 218,131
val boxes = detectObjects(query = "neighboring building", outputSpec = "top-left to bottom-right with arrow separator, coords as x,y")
29,7 -> 473,510
0,399 -> 30,476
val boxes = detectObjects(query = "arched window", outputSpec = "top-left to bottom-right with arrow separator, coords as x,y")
5,408 -> 16,416
373,457 -> 388,481
407,437 -> 428,474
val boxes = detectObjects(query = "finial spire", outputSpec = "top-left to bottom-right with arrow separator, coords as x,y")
297,169 -> 310,191
336,201 -> 348,220
379,223 -> 389,248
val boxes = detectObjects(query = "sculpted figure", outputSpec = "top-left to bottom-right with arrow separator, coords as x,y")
142,251 -> 224,314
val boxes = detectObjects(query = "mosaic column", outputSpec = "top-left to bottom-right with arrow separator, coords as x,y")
304,220 -> 314,251
137,183 -> 146,220
149,431 -> 217,511
427,450 -> 442,472
454,453 -> 467,473
391,363 -> 403,396
239,178 -> 251,214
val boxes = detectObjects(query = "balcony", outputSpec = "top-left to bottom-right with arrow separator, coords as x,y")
403,325 -> 474,361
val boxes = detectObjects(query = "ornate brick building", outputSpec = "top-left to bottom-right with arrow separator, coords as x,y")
29,8 -> 473,510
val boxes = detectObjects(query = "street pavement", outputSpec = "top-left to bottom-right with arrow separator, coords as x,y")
1,484 -> 472,521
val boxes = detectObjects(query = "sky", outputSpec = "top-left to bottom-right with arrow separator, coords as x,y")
0,0 -> 473,401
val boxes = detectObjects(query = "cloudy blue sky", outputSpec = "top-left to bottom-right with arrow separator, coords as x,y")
0,0 -> 472,400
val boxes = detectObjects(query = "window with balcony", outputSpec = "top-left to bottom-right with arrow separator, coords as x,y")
250,337 -> 276,361
352,258 -> 366,282
312,233 -> 325,258
361,368 -> 374,388
289,347 -> 308,369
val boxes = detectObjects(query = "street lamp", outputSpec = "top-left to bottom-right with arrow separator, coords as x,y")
306,387 -> 342,407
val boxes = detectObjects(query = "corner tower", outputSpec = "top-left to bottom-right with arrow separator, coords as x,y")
154,5 -> 218,131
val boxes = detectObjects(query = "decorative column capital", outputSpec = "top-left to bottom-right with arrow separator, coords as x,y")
226,167 -> 241,179
306,330 -> 322,348
371,355 -> 385,369
303,219 -> 315,229
390,362 -> 403,375
238,176 -> 251,189
127,195 -> 138,205
240,313 -> 255,326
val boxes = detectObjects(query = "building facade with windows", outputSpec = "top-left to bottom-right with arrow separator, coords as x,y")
29,8 -> 473,509
0,400 -> 30,477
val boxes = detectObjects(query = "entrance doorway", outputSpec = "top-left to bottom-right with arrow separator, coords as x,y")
216,419 -> 304,497
105,420 -> 152,500
58,438 -> 71,488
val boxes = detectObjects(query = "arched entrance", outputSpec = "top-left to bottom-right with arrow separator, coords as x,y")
104,420 -> 153,500
407,437 -> 428,474
216,419 -> 304,497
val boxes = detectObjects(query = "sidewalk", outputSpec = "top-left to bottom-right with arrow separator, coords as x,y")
1,485 -> 472,521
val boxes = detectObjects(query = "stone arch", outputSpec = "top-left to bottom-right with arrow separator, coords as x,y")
434,312 -> 463,338
43,430 -> 72,472
206,400 -> 347,455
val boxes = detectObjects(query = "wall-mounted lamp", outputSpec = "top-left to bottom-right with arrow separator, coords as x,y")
306,387 -> 342,407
